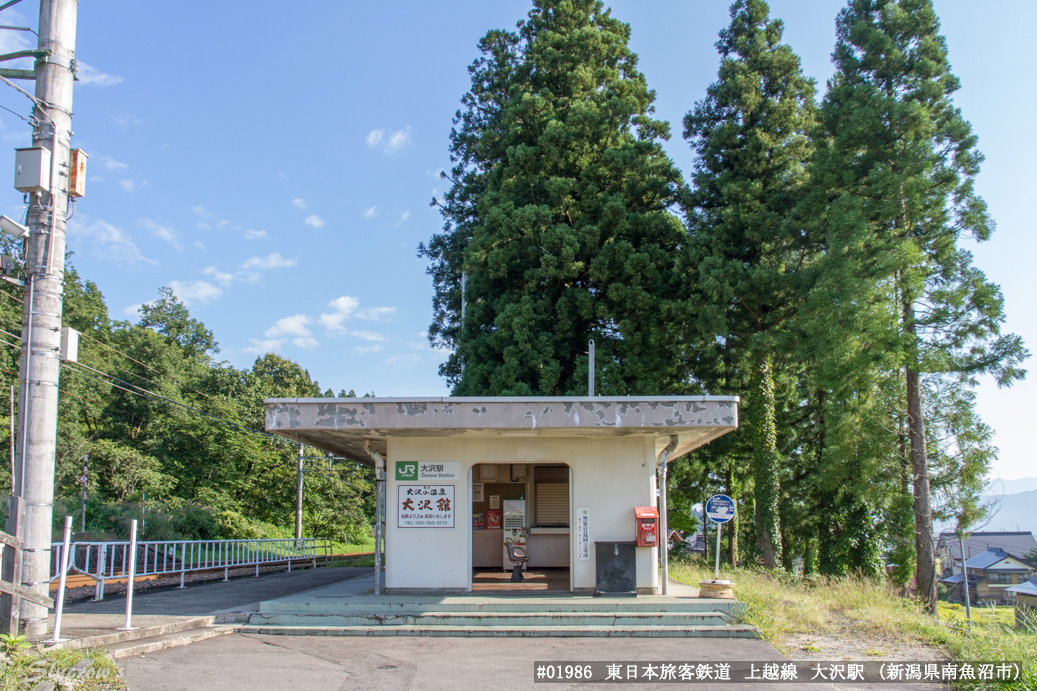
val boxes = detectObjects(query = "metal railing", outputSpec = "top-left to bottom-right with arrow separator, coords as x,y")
49,537 -> 332,600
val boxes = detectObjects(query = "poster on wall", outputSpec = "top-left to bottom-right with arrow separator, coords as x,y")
473,483 -> 484,502
576,508 -> 590,560
398,485 -> 455,528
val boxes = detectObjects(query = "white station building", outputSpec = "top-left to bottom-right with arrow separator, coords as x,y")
265,396 -> 738,595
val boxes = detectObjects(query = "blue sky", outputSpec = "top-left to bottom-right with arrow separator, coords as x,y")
0,1 -> 1032,480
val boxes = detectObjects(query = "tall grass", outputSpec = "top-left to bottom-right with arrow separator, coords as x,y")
669,558 -> 1036,691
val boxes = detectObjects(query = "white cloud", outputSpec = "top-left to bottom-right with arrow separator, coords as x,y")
356,306 -> 396,321
113,113 -> 141,126
202,266 -> 235,287
385,127 -> 412,153
399,211 -> 411,222
196,222 -> 211,230
263,314 -> 318,349
67,216 -> 156,265
242,252 -> 297,270
140,219 -> 182,251
122,304 -> 142,318
364,206 -> 378,219
242,339 -> 283,355
385,354 -> 422,366
292,198 -> 306,210
353,345 -> 384,355
168,280 -> 221,306
244,229 -> 267,239
351,329 -> 386,342
191,205 -> 208,216
76,62 -> 123,87
193,240 -> 206,250
368,126 -> 412,154
305,214 -> 325,228
319,296 -> 393,337
217,220 -> 231,229
98,155 -> 128,171
119,178 -> 135,192
318,296 -> 359,334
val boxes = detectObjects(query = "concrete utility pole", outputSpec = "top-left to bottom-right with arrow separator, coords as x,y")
8,0 -> 78,637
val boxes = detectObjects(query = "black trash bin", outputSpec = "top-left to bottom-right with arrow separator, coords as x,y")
594,541 -> 637,596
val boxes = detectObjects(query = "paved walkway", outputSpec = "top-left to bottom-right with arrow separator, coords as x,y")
118,635 -> 942,691
37,566 -> 370,645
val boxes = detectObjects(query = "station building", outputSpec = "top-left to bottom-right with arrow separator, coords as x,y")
264,396 -> 738,595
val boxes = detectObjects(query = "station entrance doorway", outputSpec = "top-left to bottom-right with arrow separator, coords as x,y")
470,463 -> 571,593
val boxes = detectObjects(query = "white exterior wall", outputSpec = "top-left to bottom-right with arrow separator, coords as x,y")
385,435 -> 659,592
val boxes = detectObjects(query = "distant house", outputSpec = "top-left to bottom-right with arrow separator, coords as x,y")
936,531 -> 1037,579
1006,574 -> 1037,629
941,548 -> 1035,605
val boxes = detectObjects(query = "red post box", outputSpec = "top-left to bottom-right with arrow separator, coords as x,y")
634,506 -> 659,547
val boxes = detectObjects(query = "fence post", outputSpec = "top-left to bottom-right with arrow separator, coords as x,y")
118,520 -> 138,631
46,516 -> 73,643
2,495 -> 24,636
96,543 -> 107,601
179,542 -> 186,589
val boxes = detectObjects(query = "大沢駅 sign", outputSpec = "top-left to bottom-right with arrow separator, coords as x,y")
395,461 -> 460,482
398,485 -> 455,528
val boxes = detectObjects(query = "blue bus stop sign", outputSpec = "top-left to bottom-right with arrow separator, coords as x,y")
705,494 -> 735,524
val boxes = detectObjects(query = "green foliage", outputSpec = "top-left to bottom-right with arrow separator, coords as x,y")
0,267 -> 375,543
0,635 -> 29,656
423,0 -> 689,395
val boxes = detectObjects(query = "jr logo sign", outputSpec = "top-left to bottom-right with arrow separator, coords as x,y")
395,462 -> 418,481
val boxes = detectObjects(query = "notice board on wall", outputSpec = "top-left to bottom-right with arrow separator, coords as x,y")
398,485 -> 455,528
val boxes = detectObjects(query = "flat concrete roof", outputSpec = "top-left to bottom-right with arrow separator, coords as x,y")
265,396 -> 739,466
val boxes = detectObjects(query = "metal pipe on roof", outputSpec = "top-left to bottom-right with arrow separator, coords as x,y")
656,435 -> 678,596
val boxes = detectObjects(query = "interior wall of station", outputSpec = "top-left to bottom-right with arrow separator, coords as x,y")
384,435 -> 660,592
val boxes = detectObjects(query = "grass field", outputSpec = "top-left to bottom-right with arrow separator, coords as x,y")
670,559 -> 1036,691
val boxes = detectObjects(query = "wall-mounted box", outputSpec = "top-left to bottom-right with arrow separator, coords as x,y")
60,326 -> 79,363
69,148 -> 88,198
14,147 -> 51,193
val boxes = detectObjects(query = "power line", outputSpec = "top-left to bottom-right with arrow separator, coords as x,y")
77,330 -> 213,399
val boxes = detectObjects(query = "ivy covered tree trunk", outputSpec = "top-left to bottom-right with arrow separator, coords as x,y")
752,355 -> 781,569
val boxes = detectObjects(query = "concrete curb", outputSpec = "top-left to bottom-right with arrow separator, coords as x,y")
45,612 -> 250,652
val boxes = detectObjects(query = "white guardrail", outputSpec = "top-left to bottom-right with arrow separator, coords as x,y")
48,537 -> 333,600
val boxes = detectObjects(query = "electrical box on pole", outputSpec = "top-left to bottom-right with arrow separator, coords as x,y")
14,148 -> 51,193
68,149 -> 87,198
59,327 -> 78,363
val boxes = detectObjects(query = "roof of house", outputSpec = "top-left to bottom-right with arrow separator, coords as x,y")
264,396 -> 739,466
941,573 -> 982,586
937,531 -> 1037,563
962,548 -> 1034,571
1006,575 -> 1037,597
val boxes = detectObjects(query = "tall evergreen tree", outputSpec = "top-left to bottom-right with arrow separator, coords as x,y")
422,0 -> 687,395
815,0 -> 1027,611
682,0 -> 817,568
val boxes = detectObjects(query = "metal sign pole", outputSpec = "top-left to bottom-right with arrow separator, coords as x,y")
118,519 -> 137,630
715,519 -> 722,581
46,515 -> 73,642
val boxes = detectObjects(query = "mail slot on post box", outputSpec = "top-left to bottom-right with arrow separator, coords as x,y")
634,506 -> 659,547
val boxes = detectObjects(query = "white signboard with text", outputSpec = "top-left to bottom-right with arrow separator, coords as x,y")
575,508 -> 590,560
398,485 -> 455,528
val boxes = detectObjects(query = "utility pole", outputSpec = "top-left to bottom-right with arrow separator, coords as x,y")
295,443 -> 303,540
4,0 -> 78,637
79,454 -> 87,532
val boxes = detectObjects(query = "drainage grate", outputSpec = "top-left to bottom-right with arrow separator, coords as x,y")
377,665 -> 397,670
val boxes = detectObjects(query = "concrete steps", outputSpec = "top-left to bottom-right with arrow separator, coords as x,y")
45,615 -> 244,658
246,610 -> 731,628
106,625 -> 235,659
236,623 -> 757,638
241,597 -> 755,638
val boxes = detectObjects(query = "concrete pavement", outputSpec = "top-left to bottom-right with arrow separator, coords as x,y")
118,633 -> 943,691
64,565 -> 371,617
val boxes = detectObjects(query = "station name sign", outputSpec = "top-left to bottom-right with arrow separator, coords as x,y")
395,461 -> 460,482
